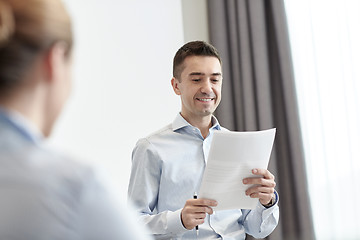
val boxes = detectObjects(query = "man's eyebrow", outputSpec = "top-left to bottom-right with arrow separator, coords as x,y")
188,72 -> 222,76
189,72 -> 204,76
211,72 -> 222,76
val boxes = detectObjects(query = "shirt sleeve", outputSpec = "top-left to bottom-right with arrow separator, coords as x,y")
240,190 -> 280,238
128,138 -> 188,238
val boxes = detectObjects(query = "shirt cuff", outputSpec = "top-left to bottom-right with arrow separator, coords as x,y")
166,208 -> 188,236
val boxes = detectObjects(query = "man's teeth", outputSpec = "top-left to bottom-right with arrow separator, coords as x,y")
198,98 -> 213,102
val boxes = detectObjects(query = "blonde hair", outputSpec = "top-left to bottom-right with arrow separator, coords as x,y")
0,0 -> 73,93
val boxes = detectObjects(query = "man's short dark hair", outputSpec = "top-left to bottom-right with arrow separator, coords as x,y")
173,41 -> 221,79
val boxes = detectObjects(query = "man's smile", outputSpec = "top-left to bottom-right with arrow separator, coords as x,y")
196,98 -> 215,102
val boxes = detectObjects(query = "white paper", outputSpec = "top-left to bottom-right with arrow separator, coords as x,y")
198,128 -> 276,210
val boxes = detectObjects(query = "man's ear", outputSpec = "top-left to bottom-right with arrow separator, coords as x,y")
171,77 -> 181,96
42,42 -> 68,84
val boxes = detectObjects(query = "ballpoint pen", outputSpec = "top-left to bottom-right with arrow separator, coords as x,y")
193,192 -> 199,236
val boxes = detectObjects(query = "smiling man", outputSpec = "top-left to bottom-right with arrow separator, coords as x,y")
128,41 -> 279,240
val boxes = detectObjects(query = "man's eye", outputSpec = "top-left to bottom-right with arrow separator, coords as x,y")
212,79 -> 219,82
192,79 -> 201,82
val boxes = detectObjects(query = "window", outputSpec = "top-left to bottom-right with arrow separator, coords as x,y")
284,0 -> 360,239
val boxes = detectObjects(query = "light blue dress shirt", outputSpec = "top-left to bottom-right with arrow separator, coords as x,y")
0,107 -> 152,240
128,113 -> 279,240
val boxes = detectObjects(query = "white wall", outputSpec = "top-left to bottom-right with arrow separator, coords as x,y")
51,0 -> 183,194
181,0 -> 209,42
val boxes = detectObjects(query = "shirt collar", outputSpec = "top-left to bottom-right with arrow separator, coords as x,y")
0,106 -> 44,144
172,113 -> 221,132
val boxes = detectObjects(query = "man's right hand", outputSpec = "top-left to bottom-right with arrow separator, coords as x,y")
180,198 -> 218,230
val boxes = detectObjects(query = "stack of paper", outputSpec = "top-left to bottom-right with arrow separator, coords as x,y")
198,128 -> 276,210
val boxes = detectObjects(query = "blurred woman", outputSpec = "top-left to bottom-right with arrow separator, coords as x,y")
0,0 -> 150,239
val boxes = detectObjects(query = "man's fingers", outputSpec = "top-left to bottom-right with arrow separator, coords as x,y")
243,177 -> 276,187
181,211 -> 205,229
249,192 -> 274,202
185,198 -> 217,207
190,218 -> 206,228
183,198 -> 217,219
194,213 -> 206,219
181,198 -> 217,230
194,198 -> 218,207
195,206 -> 214,215
245,186 -> 275,196
185,204 -> 214,215
251,168 -> 274,179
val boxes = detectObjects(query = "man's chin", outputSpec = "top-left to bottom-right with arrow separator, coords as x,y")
197,109 -> 215,117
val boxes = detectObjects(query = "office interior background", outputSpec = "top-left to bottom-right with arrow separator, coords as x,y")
52,0 -> 360,239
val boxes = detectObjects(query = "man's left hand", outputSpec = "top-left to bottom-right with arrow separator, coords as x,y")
243,168 -> 276,206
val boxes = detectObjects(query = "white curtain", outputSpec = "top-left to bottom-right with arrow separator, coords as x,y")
284,0 -> 360,239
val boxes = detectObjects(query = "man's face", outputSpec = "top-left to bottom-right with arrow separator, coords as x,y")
172,55 -> 222,121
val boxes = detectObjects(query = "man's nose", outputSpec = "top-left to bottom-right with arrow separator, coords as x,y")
200,79 -> 212,94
